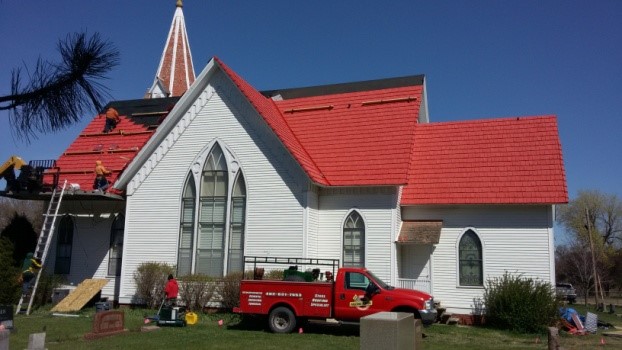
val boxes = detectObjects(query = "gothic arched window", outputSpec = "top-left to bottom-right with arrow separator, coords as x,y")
343,211 -> 365,267
459,229 -> 483,286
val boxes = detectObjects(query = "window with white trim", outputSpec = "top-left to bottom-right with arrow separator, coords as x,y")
459,229 -> 483,286
343,211 -> 365,267
178,143 -> 246,277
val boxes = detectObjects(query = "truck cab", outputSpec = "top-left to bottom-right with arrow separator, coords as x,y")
334,267 -> 436,324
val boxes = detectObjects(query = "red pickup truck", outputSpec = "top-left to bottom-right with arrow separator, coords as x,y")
233,257 -> 437,333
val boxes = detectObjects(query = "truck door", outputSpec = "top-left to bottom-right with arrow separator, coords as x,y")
334,271 -> 387,321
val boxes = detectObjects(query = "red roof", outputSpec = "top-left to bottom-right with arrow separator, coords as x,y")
44,58 -> 567,206
401,116 -> 568,205
275,86 -> 422,186
215,58 -> 328,184
43,99 -> 178,193
217,57 -> 423,186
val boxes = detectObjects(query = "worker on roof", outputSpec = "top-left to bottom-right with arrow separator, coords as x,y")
102,107 -> 120,133
94,160 -> 112,192
21,252 -> 42,296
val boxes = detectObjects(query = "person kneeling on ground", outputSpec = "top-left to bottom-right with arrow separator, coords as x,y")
164,274 -> 178,307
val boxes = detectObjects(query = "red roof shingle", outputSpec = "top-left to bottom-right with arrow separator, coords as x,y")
401,116 -> 568,204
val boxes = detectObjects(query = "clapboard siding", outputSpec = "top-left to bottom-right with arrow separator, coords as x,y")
306,186 -> 319,258
317,188 -> 398,281
402,205 -> 554,314
119,73 -> 308,302
47,200 -> 126,299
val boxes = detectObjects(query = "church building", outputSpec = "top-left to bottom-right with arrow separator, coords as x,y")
3,1 -> 567,321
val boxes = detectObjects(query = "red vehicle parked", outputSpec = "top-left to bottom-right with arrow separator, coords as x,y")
233,257 -> 437,333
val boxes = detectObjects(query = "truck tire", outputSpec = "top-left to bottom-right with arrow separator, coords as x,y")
269,306 -> 297,333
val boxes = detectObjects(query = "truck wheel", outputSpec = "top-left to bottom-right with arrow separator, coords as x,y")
269,306 -> 297,333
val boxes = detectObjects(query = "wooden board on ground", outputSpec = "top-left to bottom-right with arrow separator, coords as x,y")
51,279 -> 109,313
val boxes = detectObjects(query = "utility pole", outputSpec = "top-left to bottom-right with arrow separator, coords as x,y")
585,207 -> 600,308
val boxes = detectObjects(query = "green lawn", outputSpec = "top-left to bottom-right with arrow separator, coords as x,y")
5,306 -> 622,350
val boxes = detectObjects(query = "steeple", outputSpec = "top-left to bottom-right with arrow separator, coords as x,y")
146,0 -> 195,98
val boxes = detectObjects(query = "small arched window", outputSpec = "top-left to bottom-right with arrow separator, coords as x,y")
178,174 -> 196,276
459,229 -> 483,286
228,172 -> 246,273
343,211 -> 365,267
108,214 -> 124,276
55,215 -> 74,274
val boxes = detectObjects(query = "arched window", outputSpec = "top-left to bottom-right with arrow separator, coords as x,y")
179,143 -> 247,277
177,174 -> 196,276
228,173 -> 246,273
108,214 -> 124,276
55,215 -> 74,274
343,211 -> 365,267
459,229 -> 483,286
198,144 -> 228,277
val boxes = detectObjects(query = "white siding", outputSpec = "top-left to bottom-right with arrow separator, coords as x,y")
119,72 -> 309,302
45,200 -> 125,299
402,205 -> 554,315
317,187 -> 398,282
305,185 -> 319,258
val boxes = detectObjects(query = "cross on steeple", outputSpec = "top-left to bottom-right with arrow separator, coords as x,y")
146,0 -> 195,98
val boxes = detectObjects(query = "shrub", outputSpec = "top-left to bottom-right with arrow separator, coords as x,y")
483,272 -> 559,333
218,271 -> 244,310
32,273 -> 66,308
178,274 -> 216,311
264,269 -> 284,280
133,262 -> 175,308
0,237 -> 20,304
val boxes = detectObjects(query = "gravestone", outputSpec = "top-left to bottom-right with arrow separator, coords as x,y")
0,330 -> 9,350
84,310 -> 128,340
360,312 -> 415,350
27,332 -> 46,350
0,305 -> 13,330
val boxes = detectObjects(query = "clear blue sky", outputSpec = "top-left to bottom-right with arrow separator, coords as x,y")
1,1 -> 621,241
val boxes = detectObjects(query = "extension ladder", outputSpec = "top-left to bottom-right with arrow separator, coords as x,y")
16,180 -> 67,315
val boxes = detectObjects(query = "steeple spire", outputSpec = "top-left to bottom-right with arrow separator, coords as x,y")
146,1 -> 195,98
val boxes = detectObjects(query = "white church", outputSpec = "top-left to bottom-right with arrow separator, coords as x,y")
4,1 -> 567,323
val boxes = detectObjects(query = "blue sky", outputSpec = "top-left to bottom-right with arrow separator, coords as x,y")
1,1 -> 621,242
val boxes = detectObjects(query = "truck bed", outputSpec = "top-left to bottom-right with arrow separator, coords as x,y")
237,280 -> 334,319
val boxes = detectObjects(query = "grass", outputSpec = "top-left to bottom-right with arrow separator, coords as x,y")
5,305 -> 622,349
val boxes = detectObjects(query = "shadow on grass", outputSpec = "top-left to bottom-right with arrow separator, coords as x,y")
226,315 -> 360,336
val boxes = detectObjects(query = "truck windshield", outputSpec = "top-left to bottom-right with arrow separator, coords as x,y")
367,270 -> 394,290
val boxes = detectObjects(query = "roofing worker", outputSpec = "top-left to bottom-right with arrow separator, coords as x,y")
21,253 -> 42,296
102,107 -> 120,133
94,160 -> 112,192
164,274 -> 179,306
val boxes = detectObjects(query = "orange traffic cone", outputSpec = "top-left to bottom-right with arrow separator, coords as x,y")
600,337 -> 606,346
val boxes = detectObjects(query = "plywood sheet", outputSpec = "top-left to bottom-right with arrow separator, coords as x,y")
51,279 -> 109,313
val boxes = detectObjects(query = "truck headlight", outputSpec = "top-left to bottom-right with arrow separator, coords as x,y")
424,298 -> 434,310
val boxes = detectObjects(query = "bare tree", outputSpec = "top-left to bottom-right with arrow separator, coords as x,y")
557,190 -> 622,248
0,32 -> 119,141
